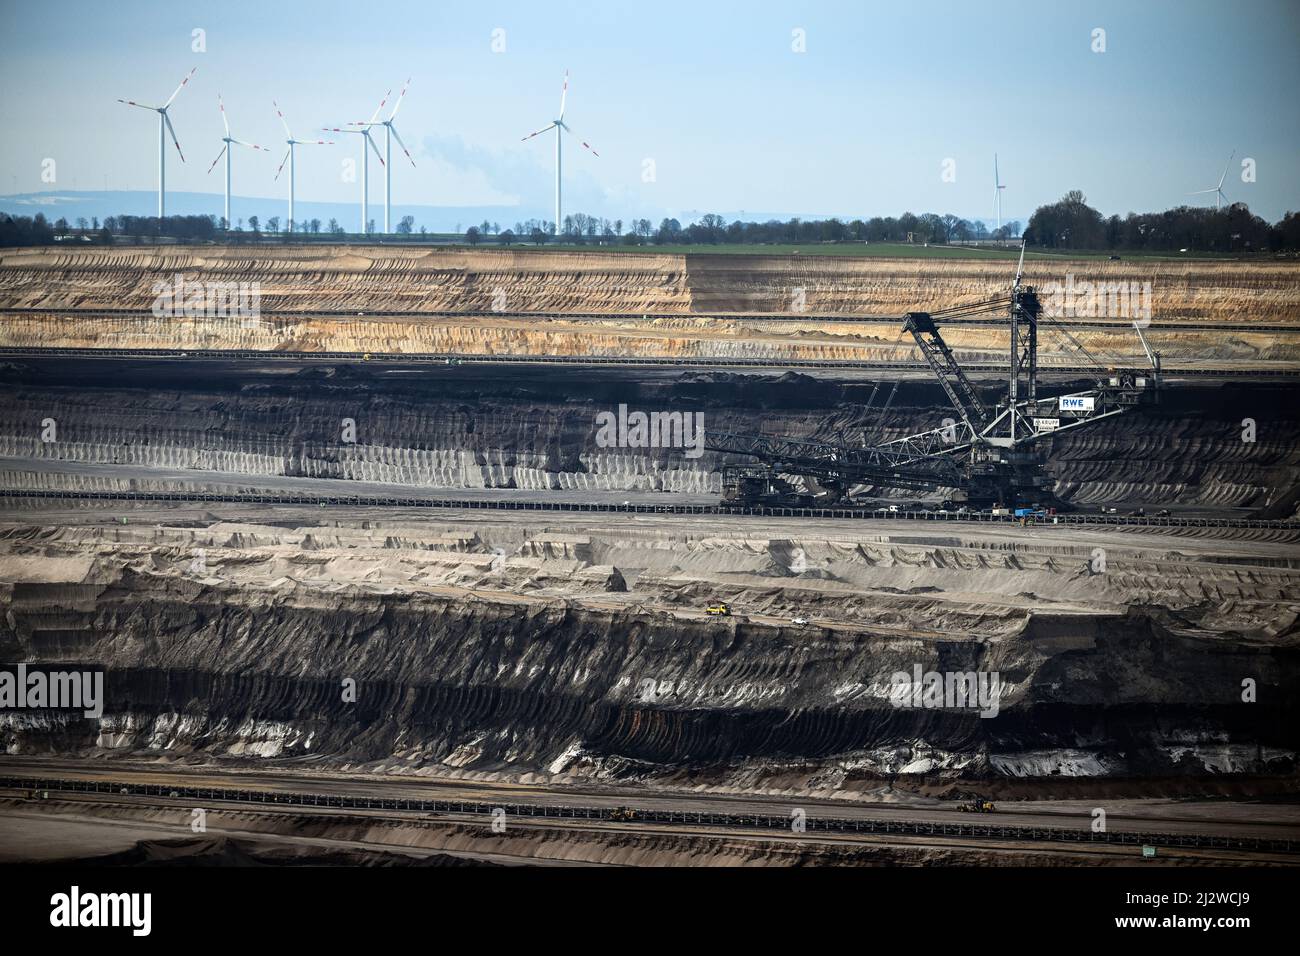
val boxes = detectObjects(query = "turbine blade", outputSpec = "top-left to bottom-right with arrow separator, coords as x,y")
389,77 -> 411,120
522,122 -> 557,142
164,112 -> 186,162
390,124 -> 416,167
1190,187 -> 1217,194
163,67 -> 197,109
994,153 -> 999,186
368,89 -> 392,126
207,144 -> 228,175
274,147 -> 291,181
1217,149 -> 1235,188
273,100 -> 292,139
117,99 -> 159,111
558,70 -> 568,121
563,124 -> 599,157
366,131 -> 385,166
218,94 -> 230,135
232,139 -> 267,151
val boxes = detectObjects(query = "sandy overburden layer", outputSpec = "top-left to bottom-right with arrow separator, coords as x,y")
2,246 -> 1298,366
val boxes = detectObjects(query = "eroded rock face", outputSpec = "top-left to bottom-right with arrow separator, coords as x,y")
1,367 -> 1296,510
2,514 -> 1296,790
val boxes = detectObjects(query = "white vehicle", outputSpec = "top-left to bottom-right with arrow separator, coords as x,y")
792,616 -> 810,626
888,504 -> 899,513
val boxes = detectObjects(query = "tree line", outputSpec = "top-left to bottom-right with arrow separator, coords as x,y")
476,213 -> 1024,247
5,198 -> 1300,252
1025,190 -> 1300,253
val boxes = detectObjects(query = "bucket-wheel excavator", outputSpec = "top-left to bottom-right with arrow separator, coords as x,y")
710,244 -> 1161,508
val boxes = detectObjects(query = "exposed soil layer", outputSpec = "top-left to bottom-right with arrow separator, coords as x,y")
2,503 -> 1297,793
2,364 -> 1297,511
4,245 -> 1298,320
2,246 -> 1298,366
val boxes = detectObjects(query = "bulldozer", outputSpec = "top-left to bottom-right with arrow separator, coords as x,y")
957,796 -> 996,813
608,806 -> 638,822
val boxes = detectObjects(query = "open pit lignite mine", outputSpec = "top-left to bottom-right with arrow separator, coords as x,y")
1,246 -> 1299,866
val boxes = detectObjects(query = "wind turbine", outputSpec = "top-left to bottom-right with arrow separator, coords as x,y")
994,154 -> 1006,236
206,95 -> 268,228
521,71 -> 599,236
324,90 -> 387,235
347,79 -> 416,233
274,102 -> 333,233
1191,150 -> 1235,210
116,68 -> 197,218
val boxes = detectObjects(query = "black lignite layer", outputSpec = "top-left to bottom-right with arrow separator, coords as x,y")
2,579 -> 1295,784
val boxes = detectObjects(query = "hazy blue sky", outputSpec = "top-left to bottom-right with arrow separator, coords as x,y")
2,0 -> 1297,223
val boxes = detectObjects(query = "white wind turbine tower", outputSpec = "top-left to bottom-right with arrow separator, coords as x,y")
116,68 -> 197,218
206,95 -> 268,228
521,71 -> 599,236
274,102 -> 333,233
324,90 -> 388,235
994,154 -> 1006,236
348,79 -> 416,233
1191,150 -> 1236,210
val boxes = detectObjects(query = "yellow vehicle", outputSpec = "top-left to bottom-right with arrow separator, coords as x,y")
609,806 -> 638,822
957,797 -> 996,813
705,602 -> 732,617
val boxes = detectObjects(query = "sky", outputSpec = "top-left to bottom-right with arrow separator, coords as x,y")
1,0 -> 1297,227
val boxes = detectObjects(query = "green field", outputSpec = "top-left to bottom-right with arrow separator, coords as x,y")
433,239 -> 1244,262
199,233 -> 1262,262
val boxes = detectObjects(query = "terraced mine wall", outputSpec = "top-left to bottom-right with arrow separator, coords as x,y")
2,565 -> 1296,788
2,247 -> 1299,369
3,245 -> 1299,320
1,363 -> 1297,511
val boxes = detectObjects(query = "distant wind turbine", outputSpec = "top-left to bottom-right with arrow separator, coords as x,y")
1191,150 -> 1236,210
348,78 -> 416,233
994,154 -> 1006,235
324,90 -> 388,235
206,95 -> 267,228
521,71 -> 599,236
274,102 -> 333,233
116,68 -> 197,218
